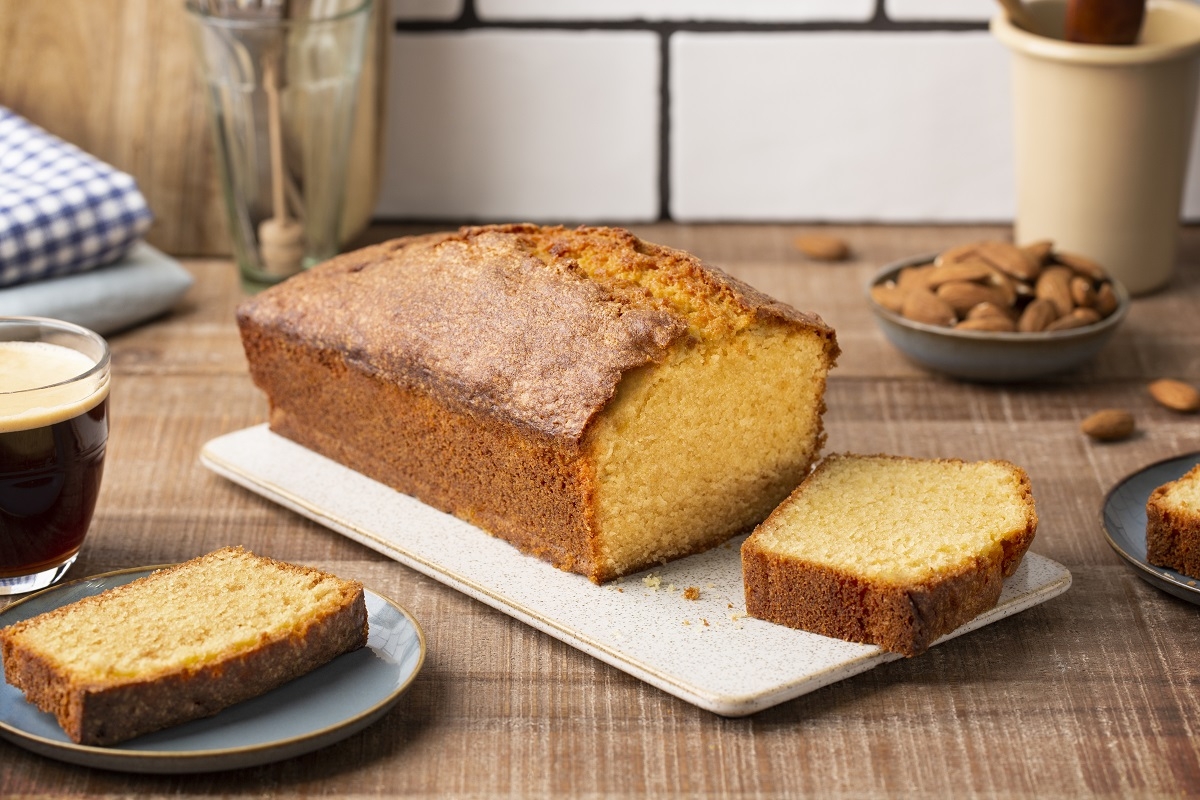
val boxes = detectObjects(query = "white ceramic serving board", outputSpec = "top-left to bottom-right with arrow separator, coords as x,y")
201,425 -> 1072,716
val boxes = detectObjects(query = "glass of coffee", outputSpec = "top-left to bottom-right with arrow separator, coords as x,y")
0,317 -> 110,595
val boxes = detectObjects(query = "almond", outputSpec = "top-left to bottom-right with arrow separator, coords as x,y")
936,281 -> 1009,316
1021,239 -> 1054,268
1070,275 -> 1096,308
1045,307 -> 1101,331
1036,266 -> 1075,317
1017,298 -> 1059,332
935,243 -> 979,266
1055,250 -> 1108,282
955,316 -> 1016,332
966,301 -> 1014,321
1094,282 -> 1119,317
1148,379 -> 1200,413
1081,409 -> 1135,442
977,240 -> 1041,282
924,260 -> 995,288
870,283 -> 908,314
795,233 -> 850,262
983,269 -> 1019,306
900,287 -> 956,327
897,263 -> 937,291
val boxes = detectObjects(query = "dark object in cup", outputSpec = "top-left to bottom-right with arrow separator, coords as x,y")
1064,0 -> 1145,45
0,318 -> 110,594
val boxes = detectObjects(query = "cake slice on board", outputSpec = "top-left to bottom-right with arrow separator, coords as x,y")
742,454 -> 1038,656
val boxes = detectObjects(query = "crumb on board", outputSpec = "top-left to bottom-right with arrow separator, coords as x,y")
683,586 -> 700,601
702,618 -> 709,627
642,573 -> 662,590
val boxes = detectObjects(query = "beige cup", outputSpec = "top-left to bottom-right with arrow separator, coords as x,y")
992,0 -> 1200,295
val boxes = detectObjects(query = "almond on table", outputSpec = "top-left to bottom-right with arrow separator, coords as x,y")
1148,379 -> 1200,413
794,233 -> 851,262
1081,409 -> 1136,441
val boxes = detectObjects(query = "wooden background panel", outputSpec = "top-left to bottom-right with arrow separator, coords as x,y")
0,0 -> 225,256
0,1 -> 387,256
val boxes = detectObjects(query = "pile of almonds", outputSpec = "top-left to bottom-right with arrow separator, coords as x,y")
871,239 -> 1121,333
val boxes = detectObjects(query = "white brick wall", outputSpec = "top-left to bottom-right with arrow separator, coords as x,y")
885,0 -> 994,22
391,0 -> 462,22
377,31 -> 659,221
474,1 -> 873,22
378,2 -> 1200,223
671,31 -> 1012,222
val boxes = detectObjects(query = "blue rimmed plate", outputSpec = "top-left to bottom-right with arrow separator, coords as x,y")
0,566 -> 425,773
1102,452 -> 1200,604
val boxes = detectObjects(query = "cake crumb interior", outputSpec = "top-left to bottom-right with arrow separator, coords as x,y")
14,550 -> 349,682
752,456 -> 1030,582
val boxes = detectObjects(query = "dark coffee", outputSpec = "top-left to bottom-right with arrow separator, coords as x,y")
0,397 -> 107,577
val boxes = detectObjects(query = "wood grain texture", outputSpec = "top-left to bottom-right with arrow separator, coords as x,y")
0,0 -> 386,257
4,224 -> 1200,797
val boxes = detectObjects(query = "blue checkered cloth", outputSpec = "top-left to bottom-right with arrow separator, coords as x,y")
0,106 -> 153,288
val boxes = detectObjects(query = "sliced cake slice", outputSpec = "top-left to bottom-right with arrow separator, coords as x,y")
742,454 -> 1038,656
0,547 -> 368,745
1146,463 -> 1200,578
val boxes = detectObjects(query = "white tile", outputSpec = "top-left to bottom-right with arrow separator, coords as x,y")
477,0 -> 873,22
1182,104 -> 1200,220
377,31 -> 659,221
886,0 -> 996,22
391,0 -> 463,21
670,31 -> 1014,222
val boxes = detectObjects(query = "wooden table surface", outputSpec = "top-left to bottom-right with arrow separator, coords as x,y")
4,223 -> 1200,798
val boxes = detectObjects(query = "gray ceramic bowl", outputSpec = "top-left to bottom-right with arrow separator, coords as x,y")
867,254 -> 1130,382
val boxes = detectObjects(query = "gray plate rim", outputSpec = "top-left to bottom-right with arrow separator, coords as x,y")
1101,451 -> 1200,604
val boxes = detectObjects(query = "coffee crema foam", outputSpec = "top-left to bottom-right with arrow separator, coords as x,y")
0,341 -> 109,433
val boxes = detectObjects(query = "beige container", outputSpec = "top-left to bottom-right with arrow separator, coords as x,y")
992,0 -> 1200,295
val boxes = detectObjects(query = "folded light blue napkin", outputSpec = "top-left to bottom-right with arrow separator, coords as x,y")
0,106 -> 154,288
0,242 -> 194,335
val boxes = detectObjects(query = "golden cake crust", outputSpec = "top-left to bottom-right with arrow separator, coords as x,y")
0,547 -> 368,746
742,454 -> 1038,657
238,224 -> 838,582
239,224 -> 834,442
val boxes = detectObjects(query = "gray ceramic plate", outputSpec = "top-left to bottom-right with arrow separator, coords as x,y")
0,566 -> 425,773
1102,452 -> 1200,605
868,254 -> 1129,382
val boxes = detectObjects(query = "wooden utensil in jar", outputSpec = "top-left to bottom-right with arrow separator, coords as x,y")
1064,0 -> 1146,45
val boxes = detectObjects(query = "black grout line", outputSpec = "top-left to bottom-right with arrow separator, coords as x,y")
394,17 -> 990,34
658,30 -> 670,222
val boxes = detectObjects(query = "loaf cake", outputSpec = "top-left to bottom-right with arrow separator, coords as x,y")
0,547 -> 368,745
742,454 -> 1038,656
1146,463 -> 1200,578
238,224 -> 839,583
